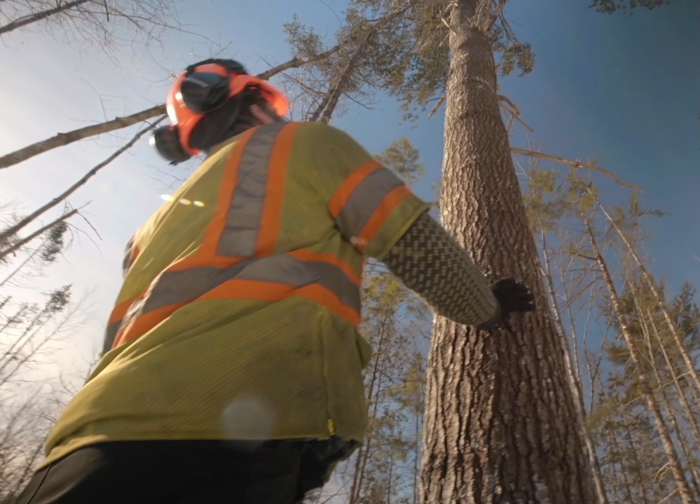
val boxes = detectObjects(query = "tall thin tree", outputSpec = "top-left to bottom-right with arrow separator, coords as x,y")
418,0 -> 596,500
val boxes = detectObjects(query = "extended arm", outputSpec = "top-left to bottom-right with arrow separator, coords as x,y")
381,211 -> 502,329
301,122 -> 531,326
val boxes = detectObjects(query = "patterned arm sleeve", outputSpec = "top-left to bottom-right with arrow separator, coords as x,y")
381,211 -> 502,328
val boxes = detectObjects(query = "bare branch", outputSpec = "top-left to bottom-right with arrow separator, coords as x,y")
511,146 -> 639,190
0,118 -> 164,246
427,95 -> 446,120
0,45 -> 372,171
499,94 -> 534,132
0,105 -> 165,170
0,0 -> 91,36
0,209 -> 79,262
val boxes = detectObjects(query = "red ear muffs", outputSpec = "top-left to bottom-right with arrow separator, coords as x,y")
152,58 -> 289,163
150,125 -> 191,165
179,72 -> 231,114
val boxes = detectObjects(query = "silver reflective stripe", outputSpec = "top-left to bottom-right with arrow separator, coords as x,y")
335,167 -> 405,240
122,235 -> 136,278
141,263 -> 251,313
135,254 -> 361,324
102,322 -> 121,355
233,255 -> 360,311
217,122 -> 287,257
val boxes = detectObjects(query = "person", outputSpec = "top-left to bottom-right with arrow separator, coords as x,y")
13,58 -> 535,504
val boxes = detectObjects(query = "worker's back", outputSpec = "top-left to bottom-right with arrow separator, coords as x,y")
40,120 -> 431,469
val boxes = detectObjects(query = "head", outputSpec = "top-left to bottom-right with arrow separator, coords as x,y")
150,58 -> 289,165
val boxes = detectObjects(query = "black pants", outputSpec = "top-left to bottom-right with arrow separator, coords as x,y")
12,439 -> 325,504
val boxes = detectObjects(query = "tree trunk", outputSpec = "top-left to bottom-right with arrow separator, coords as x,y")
638,300 -> 700,498
419,2 -> 596,502
350,315 -> 390,503
0,0 -> 91,36
640,287 -> 700,448
597,199 -> 700,397
648,320 -> 700,488
586,219 -> 695,504
604,413 -> 638,503
0,242 -> 44,289
308,33 -> 371,123
619,410 -> 651,503
413,410 -> 422,504
539,229 -> 609,504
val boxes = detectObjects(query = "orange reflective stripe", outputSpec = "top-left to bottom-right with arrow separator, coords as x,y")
104,293 -> 144,352
108,295 -> 142,325
200,278 -> 295,301
330,165 -> 408,250
113,302 -> 188,348
110,252 -> 363,349
295,284 -> 361,326
288,249 -> 361,285
199,280 -> 360,326
328,161 -> 382,218
256,122 -> 302,257
357,185 -> 412,251
198,127 -> 257,259
109,123 -> 370,350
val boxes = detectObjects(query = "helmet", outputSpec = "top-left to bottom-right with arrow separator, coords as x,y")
150,58 -> 289,164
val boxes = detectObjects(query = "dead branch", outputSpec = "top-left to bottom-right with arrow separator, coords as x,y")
0,36 -> 377,171
499,94 -> 534,133
427,95 -> 446,120
0,105 -> 165,170
511,147 -> 639,190
257,44 -> 344,81
0,118 -> 164,246
309,33 -> 372,123
0,0 -> 91,36
0,209 -> 79,262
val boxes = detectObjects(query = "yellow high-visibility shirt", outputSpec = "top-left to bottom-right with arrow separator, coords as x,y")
39,121 -> 431,469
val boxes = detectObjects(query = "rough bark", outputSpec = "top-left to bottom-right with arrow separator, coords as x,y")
586,219 -> 695,504
419,1 -> 597,502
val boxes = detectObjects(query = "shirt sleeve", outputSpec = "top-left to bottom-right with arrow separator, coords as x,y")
381,211 -> 501,328
302,122 -> 432,260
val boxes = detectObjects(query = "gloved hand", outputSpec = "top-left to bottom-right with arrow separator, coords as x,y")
491,277 -> 535,318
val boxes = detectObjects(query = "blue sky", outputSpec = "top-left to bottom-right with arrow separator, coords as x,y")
0,0 -> 698,375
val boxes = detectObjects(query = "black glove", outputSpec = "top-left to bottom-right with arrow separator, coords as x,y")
491,277 -> 535,318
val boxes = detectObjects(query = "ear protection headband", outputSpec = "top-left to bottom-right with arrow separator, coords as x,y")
150,59 -> 287,165
178,58 -> 247,114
